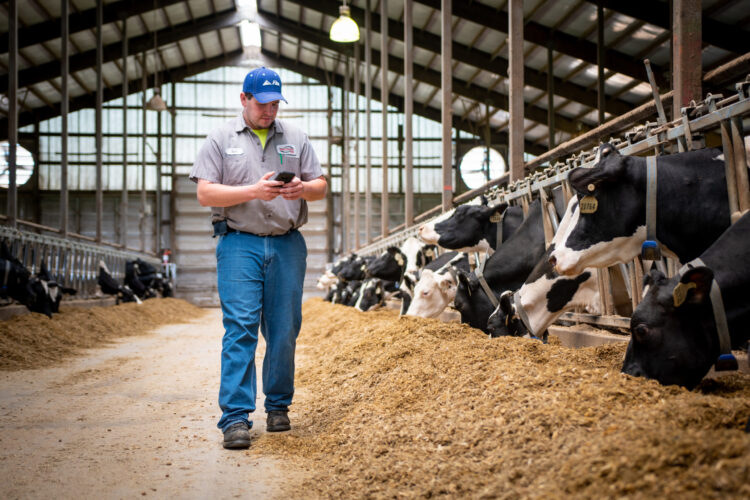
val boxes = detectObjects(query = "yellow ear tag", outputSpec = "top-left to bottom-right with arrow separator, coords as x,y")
395,254 -> 404,266
489,213 -> 503,223
579,195 -> 598,214
425,249 -> 434,257
672,281 -> 697,307
587,183 -> 596,192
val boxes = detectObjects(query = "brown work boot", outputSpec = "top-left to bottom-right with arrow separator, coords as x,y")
222,421 -> 251,449
266,410 -> 291,432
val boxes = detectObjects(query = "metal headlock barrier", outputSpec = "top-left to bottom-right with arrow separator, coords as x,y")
0,226 -> 161,300
354,73 -> 750,331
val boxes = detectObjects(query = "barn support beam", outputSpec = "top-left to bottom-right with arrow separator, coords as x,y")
60,0 -> 69,238
95,0 -> 103,244
342,57 -> 350,253
380,0 -> 390,237
7,0 -> 18,229
353,41 -> 361,249
404,0 -> 414,228
365,0 -> 373,245
121,19 -> 128,248
673,0 -> 702,119
508,0 -> 524,182
441,0 -> 453,213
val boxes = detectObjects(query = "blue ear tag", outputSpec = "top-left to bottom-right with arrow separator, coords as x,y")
641,240 -> 661,260
715,353 -> 738,371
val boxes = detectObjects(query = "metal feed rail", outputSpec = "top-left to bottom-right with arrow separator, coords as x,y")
0,225 -> 161,300
352,75 -> 750,332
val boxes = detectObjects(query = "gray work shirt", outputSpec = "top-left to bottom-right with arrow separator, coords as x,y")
190,115 -> 324,236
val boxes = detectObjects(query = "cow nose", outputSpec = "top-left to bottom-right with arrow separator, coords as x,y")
548,255 -> 557,267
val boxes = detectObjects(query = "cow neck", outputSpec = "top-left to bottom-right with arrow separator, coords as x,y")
475,252 -> 499,308
512,290 -> 535,338
678,258 -> 737,371
641,156 -> 661,260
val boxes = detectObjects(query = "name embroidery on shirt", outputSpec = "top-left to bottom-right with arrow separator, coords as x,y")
226,148 -> 244,156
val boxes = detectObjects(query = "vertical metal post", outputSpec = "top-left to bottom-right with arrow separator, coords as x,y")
342,58 -> 350,253
441,0 -> 453,213
61,0 -> 69,237
508,0 -> 524,182
547,40 -> 555,150
121,19 -> 129,247
353,42 -> 360,249
170,82 -> 177,257
380,0 -> 389,237
365,0 -> 372,244
326,84 -> 334,260
141,52 -> 148,253
404,0 -> 414,227
7,0 -> 18,228
672,0 -> 702,120
95,0 -> 103,243
156,107 -> 162,254
597,1 -> 605,125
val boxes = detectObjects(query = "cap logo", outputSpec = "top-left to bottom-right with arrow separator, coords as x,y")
262,79 -> 280,86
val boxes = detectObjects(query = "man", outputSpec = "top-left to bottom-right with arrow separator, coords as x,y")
190,67 -> 327,449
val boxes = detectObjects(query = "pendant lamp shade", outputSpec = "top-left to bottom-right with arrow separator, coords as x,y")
330,4 -> 360,43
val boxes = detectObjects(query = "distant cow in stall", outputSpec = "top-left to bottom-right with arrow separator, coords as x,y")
353,278 -> 399,312
0,242 -> 33,308
418,198 -> 525,253
622,211 -> 750,389
486,197 -> 600,339
125,260 -> 157,300
405,251 -> 471,318
452,198 -> 548,332
37,262 -> 77,313
366,237 -> 438,314
99,261 -> 141,304
550,144 -> 739,276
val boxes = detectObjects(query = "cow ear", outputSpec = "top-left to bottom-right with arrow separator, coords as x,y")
642,268 -> 665,288
568,154 -> 625,194
674,266 -> 713,307
386,246 -> 400,256
499,290 -> 514,315
594,142 -> 618,164
457,270 -> 473,290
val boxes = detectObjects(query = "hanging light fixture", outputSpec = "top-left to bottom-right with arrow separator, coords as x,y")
329,1 -> 360,43
145,1 -> 168,112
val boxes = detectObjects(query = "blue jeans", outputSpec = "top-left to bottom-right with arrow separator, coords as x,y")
215,230 -> 307,432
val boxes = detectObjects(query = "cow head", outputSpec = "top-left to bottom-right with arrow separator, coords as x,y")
354,278 -> 387,312
419,202 -> 509,253
453,270 -> 498,332
367,247 -> 406,281
487,291 -> 527,338
622,267 -> 717,389
405,268 -> 457,318
550,144 -> 646,276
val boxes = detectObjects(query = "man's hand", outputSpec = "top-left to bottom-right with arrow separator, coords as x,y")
280,176 -> 305,200
253,171 -> 285,201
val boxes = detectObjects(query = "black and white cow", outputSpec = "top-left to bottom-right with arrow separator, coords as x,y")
405,251 -> 471,318
486,198 -> 600,338
366,237 -> 438,314
0,243 -> 33,308
622,211 -> 750,389
453,198 -> 548,332
353,278 -> 399,312
418,198 -> 524,253
98,261 -> 141,304
37,262 -> 77,313
550,145 -> 737,276
331,253 -> 369,282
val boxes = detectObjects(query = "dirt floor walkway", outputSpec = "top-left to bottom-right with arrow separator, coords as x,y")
0,308 -> 306,499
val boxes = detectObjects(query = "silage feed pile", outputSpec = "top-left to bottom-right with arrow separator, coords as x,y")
0,298 -> 206,370
255,298 -> 750,499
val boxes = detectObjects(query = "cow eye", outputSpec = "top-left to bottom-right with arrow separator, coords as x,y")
632,324 -> 650,342
422,290 -> 430,296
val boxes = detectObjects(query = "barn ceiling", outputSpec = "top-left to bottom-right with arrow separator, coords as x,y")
1,0 -> 749,154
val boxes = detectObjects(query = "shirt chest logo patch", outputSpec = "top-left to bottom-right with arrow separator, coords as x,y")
226,148 -> 244,156
276,144 -> 298,157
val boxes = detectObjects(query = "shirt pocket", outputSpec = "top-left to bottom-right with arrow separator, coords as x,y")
222,154 -> 251,185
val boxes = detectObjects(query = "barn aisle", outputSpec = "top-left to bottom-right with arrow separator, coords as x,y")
0,308 -> 307,499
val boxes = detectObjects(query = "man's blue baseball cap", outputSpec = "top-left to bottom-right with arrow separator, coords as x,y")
242,67 -> 287,104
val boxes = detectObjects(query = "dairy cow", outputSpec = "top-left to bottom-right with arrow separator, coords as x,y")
487,198 -> 600,338
453,198 -> 547,332
622,211 -> 750,389
405,251 -> 471,318
366,237 -> 437,314
419,199 -> 524,253
354,278 -> 399,312
550,144 -> 737,276
37,262 -> 77,313
98,261 -> 141,304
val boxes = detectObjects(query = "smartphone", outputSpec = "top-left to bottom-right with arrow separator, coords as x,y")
272,171 -> 296,184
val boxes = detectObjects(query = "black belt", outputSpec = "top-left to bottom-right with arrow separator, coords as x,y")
212,220 -> 295,238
